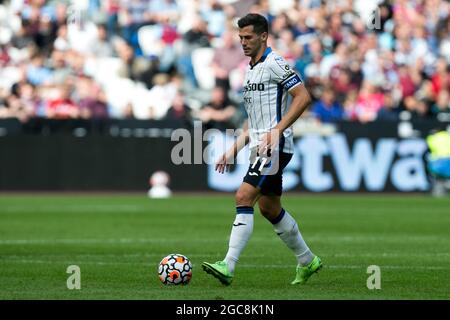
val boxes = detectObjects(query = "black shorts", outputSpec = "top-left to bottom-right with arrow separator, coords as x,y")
243,151 -> 293,196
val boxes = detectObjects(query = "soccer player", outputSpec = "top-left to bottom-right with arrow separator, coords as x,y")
202,13 -> 322,285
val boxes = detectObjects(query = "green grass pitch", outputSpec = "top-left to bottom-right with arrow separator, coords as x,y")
1,194 -> 449,300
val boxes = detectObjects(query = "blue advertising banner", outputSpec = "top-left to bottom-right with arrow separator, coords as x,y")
0,119 -> 444,192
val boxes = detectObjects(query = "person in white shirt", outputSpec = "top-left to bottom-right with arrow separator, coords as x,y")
202,13 -> 322,286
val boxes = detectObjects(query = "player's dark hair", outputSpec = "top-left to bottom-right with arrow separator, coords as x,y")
237,13 -> 269,35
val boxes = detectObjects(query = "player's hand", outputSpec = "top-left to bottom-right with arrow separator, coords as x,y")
215,153 -> 234,174
258,128 -> 281,157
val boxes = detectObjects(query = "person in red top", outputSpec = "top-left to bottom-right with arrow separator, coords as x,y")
431,58 -> 450,99
0,44 -> 11,67
397,64 -> 416,98
46,85 -> 80,119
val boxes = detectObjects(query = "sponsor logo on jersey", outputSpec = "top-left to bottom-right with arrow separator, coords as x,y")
244,83 -> 266,92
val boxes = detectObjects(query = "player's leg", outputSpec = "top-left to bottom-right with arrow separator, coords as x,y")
257,149 -> 323,284
258,195 -> 322,284
202,182 -> 260,285
258,195 -> 315,265
224,182 -> 260,273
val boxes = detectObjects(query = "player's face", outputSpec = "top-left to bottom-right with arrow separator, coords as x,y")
238,25 -> 267,58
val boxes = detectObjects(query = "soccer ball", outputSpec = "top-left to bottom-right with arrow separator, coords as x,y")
158,253 -> 192,285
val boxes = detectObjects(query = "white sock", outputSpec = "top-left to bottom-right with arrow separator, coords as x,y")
272,209 -> 314,266
224,206 -> 254,274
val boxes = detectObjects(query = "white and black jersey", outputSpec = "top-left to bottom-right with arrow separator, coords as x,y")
242,47 -> 303,154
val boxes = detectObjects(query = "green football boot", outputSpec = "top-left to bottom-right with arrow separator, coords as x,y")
291,256 -> 323,285
202,261 -> 234,286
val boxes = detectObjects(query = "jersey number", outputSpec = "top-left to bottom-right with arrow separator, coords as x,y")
251,156 -> 268,173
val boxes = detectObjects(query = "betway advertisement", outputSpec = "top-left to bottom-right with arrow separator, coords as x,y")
0,119 -> 436,192
207,132 -> 429,193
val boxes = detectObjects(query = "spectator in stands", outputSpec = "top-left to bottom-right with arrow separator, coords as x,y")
116,40 -> 155,85
347,58 -> 364,90
0,0 -> 448,127
431,58 -> 450,99
402,95 -> 432,120
91,24 -> 115,58
177,16 -> 211,88
211,30 -> 245,92
16,82 -> 39,118
105,0 -> 121,37
164,91 -> 192,128
34,12 -> 57,54
157,18 -> 179,73
47,49 -> 70,85
53,24 -> 70,52
64,50 -> 85,77
270,12 -> 293,39
2,95 -> 26,122
182,16 -> 212,49
354,81 -> 385,123
311,86 -> 344,123
146,73 -> 178,119
26,53 -> 53,86
122,102 -> 136,119
75,76 -> 109,119
304,52 -> 323,96
275,29 -> 297,64
431,90 -> 450,117
320,42 -> 348,81
118,0 -> 149,53
0,45 -> 11,67
198,86 -> 237,130
10,23 -> 35,50
45,84 -> 79,119
331,67 -> 358,104
343,89 -> 359,121
0,84 -> 35,122
201,0 -> 227,38
147,0 -> 180,24
377,91 -> 400,121
436,18 -> 450,62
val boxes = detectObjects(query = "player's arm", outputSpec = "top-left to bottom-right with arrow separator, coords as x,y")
258,85 -> 311,155
215,121 -> 249,173
274,84 -> 312,133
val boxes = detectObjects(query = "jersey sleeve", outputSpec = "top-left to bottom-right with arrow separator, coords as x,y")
268,55 -> 303,91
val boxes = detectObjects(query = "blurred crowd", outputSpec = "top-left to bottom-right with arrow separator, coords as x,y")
0,0 -> 449,129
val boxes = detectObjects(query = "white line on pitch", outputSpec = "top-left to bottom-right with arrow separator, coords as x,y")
1,252 -> 449,259
1,259 -> 449,270
0,235 -> 448,245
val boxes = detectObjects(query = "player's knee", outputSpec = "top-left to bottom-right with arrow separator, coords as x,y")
235,189 -> 254,206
